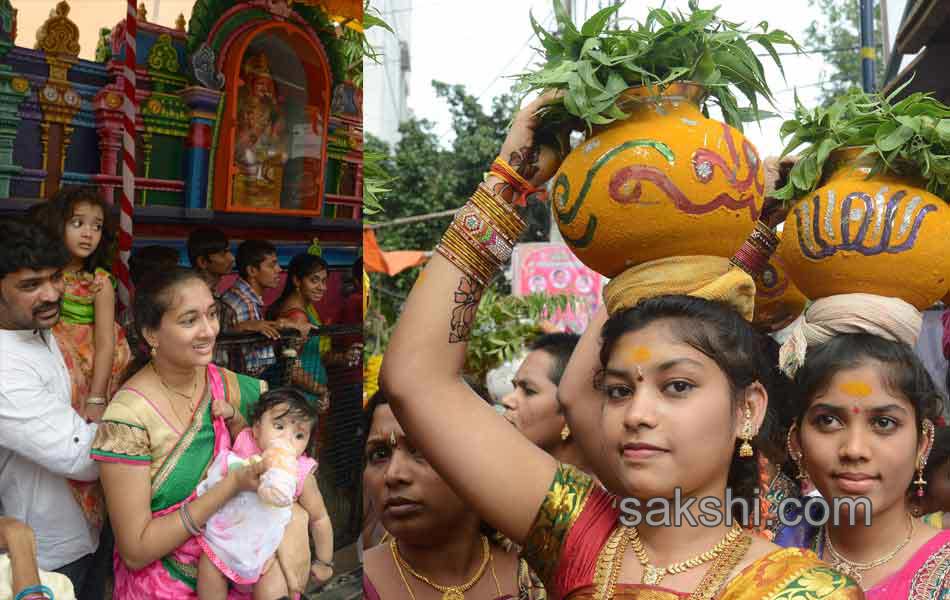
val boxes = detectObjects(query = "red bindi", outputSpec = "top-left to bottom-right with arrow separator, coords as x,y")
851,406 -> 861,414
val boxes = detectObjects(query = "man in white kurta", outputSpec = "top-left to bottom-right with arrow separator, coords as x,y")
0,219 -> 99,594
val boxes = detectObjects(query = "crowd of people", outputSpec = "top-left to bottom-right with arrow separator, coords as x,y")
0,186 -> 362,600
362,93 -> 950,599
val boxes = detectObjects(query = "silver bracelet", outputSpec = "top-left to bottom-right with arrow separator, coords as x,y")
179,503 -> 202,536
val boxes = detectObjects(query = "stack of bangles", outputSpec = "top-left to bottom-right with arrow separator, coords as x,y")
179,502 -> 203,536
730,220 -> 781,277
437,182 -> 526,285
14,585 -> 54,600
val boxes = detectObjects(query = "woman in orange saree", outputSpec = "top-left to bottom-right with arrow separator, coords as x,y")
379,93 -> 864,600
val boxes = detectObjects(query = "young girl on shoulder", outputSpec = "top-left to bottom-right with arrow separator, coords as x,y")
199,387 -> 334,599
31,186 -> 132,531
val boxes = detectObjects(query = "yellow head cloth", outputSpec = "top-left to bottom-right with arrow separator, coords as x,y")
603,256 -> 757,321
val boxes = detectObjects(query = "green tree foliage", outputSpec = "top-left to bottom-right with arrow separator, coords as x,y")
805,0 -> 885,106
367,82 -> 552,328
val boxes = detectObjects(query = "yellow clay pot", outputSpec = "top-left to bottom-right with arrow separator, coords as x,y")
552,82 -> 766,277
753,243 -> 808,331
781,148 -> 950,310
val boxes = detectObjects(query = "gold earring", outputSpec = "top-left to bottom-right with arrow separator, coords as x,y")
915,420 -> 936,497
150,346 -> 157,357
561,423 -> 571,441
786,427 -> 808,480
738,404 -> 754,458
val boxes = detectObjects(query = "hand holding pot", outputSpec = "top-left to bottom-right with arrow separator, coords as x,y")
496,90 -> 571,189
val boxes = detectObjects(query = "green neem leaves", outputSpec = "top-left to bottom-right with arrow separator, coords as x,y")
516,0 -> 798,131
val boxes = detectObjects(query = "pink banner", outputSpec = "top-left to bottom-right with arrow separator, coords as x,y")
510,243 -> 607,333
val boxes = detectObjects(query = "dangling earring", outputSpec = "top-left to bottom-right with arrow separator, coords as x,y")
738,404 -> 754,458
786,426 -> 808,481
561,423 -> 571,441
914,419 -> 936,497
150,346 -> 157,357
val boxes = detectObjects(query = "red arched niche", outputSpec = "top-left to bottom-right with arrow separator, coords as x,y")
213,20 -> 332,215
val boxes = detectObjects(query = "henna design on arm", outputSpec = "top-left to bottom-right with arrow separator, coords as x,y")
448,275 -> 484,343
509,145 -> 540,183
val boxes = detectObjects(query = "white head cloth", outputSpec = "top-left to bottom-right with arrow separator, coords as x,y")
778,293 -> 923,378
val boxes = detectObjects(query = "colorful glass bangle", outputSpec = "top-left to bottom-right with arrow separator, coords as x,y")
438,226 -> 495,285
453,205 -> 515,264
15,585 -> 54,600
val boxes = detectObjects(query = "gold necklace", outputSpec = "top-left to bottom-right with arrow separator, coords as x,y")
629,522 -> 744,586
593,525 -> 750,600
391,536 -> 491,600
822,514 -> 914,586
151,363 -> 199,411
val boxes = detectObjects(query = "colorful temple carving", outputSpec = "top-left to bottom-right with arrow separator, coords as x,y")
0,0 -> 362,261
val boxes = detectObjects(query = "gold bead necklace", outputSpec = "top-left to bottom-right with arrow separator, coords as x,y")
821,514 -> 914,586
390,535 -> 495,600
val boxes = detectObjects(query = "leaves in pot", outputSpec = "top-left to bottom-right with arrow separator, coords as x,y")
773,86 -> 950,203
515,0 -> 799,131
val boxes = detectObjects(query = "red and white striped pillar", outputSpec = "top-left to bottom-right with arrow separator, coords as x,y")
115,0 -> 137,314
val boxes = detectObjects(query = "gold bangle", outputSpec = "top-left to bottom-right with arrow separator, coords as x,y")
442,226 -> 496,280
472,185 -> 525,239
436,240 -> 490,285
452,205 -> 515,264
438,229 -> 492,284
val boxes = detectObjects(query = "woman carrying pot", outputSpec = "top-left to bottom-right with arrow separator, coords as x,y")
379,93 -> 863,599
778,296 -> 950,597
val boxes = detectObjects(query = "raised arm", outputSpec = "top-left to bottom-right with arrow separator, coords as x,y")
380,93 -> 567,544
557,305 -> 620,489
87,276 -> 117,421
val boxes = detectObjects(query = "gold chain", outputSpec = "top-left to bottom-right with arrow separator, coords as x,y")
391,540 -> 418,600
150,363 -> 199,429
822,514 -> 914,586
151,363 -> 198,408
629,522 -> 744,586
594,525 -> 751,600
391,536 -> 491,600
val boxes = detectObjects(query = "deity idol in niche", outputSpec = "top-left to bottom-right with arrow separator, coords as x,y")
233,52 -> 288,208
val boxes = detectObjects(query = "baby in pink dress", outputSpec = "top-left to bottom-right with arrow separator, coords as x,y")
196,388 -> 334,599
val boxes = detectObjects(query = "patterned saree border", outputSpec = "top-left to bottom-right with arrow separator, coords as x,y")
163,556 -> 197,589
721,547 -> 856,599
909,538 -> 950,600
522,463 -> 595,585
90,420 -> 151,463
151,391 -> 212,496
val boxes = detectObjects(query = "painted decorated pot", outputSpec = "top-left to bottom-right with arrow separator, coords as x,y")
552,82 -> 765,277
753,239 -> 808,331
781,148 -> 950,309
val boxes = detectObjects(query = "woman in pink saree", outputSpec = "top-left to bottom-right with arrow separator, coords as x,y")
781,297 -> 950,598
90,268 -> 310,599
